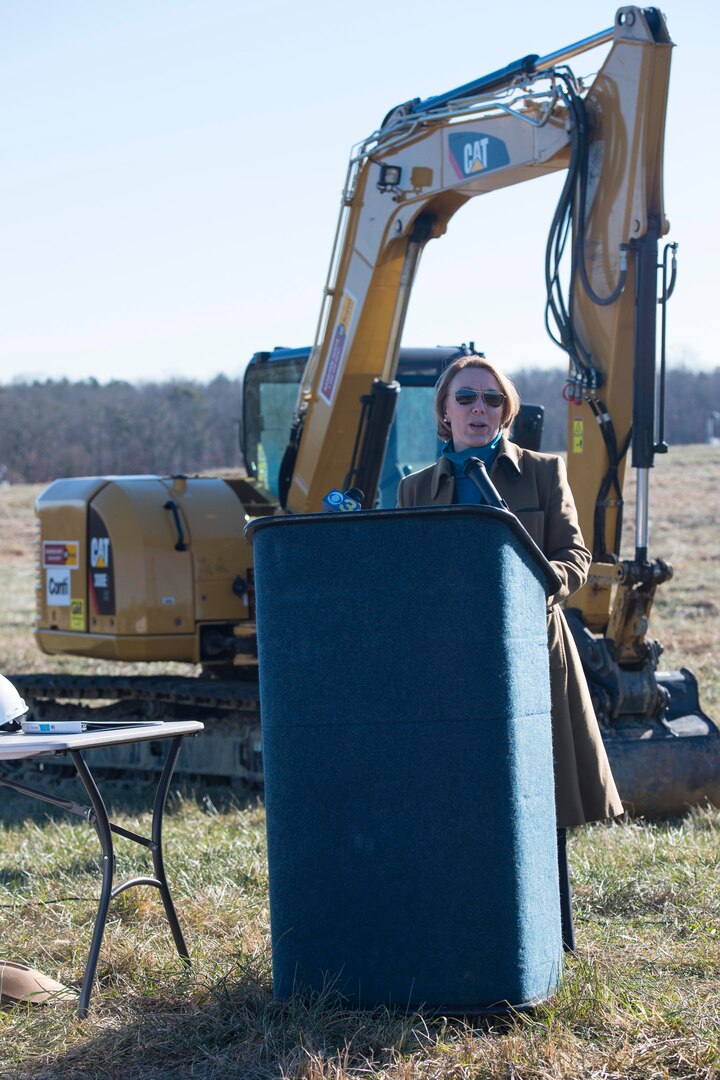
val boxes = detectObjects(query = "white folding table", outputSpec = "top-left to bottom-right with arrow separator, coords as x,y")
0,720 -> 203,1016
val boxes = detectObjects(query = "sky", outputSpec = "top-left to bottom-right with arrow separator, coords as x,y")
1,0 -> 719,386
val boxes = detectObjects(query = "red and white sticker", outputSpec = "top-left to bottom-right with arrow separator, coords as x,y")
42,541 -> 79,569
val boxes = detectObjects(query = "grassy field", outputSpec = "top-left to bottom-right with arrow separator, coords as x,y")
1,449 -> 719,1079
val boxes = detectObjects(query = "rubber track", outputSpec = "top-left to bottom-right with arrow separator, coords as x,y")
6,674 -> 260,712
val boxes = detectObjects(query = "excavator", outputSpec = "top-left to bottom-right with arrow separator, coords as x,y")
12,6 -> 720,814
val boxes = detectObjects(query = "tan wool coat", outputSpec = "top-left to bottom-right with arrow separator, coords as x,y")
397,436 -> 624,828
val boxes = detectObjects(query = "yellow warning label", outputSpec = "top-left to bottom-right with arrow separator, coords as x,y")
572,419 -> 584,454
70,597 -> 85,631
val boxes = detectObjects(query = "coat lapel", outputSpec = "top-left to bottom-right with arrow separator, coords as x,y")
429,455 -> 455,504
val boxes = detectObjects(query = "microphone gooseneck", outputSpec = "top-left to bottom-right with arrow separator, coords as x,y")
463,457 -> 508,510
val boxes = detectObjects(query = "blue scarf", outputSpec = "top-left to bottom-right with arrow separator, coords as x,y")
441,433 -> 502,504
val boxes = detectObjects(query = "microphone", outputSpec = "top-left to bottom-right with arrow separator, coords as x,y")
322,487 -> 365,512
463,457 -> 508,510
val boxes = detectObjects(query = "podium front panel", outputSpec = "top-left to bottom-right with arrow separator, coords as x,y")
249,508 -> 563,1012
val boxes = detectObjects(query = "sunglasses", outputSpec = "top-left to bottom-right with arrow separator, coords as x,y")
453,388 -> 506,409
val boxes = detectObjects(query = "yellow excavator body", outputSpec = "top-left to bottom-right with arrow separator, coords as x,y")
35,475 -> 258,663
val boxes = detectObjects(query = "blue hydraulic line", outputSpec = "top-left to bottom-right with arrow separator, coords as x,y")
410,55 -> 539,113
409,23 -> 614,115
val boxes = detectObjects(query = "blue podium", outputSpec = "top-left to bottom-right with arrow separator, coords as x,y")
245,506 -> 563,1013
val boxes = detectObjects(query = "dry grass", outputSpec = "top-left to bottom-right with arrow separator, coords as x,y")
2,805 -> 719,1079
1,449 -> 719,1078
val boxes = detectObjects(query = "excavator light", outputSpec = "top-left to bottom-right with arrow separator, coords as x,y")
377,165 -> 401,190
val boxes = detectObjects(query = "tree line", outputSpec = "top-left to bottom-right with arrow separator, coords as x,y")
0,376 -> 244,484
0,367 -> 718,485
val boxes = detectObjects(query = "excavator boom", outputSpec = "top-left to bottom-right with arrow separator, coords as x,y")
284,8 -> 670,535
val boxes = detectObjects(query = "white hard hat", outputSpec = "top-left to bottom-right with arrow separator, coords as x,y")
0,674 -> 28,727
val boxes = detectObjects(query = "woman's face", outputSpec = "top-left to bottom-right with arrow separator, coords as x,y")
443,368 -> 505,451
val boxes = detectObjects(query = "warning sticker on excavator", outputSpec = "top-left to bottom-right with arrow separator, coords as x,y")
320,292 -> 356,405
70,598 -> 85,631
42,541 -> 79,569
572,419 -> 584,453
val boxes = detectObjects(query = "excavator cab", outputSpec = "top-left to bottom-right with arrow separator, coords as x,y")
242,345 -> 456,508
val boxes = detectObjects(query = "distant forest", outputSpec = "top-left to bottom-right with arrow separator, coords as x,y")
0,376 -> 243,484
1,367 -> 718,485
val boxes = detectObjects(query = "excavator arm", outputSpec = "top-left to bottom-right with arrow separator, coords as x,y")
282,6 -> 673,542
557,7 -> 674,640
282,91 -> 571,511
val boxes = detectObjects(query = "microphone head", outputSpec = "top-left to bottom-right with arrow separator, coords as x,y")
344,487 -> 365,504
463,456 -> 485,477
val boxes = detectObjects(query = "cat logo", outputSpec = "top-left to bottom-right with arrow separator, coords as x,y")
448,132 -> 510,180
464,137 -> 489,173
91,536 -> 111,568
88,507 -> 115,617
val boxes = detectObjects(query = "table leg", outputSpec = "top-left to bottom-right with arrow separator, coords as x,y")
150,736 -> 190,962
72,737 -> 191,1015
69,750 -> 115,1019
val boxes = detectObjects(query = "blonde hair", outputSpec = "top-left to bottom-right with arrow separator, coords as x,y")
434,355 -> 521,442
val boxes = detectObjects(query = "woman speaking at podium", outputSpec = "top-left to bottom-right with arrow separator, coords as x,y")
397,354 -> 622,943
